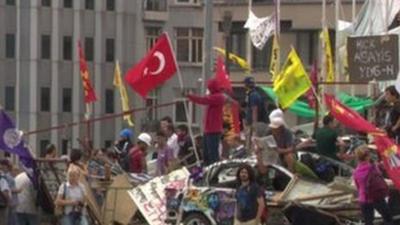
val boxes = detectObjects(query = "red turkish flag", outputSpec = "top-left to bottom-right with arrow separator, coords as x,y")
125,33 -> 177,98
324,94 -> 383,135
214,56 -> 232,92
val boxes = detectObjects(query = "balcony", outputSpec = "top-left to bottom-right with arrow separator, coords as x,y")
143,0 -> 168,21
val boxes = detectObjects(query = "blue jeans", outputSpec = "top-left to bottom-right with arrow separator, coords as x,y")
360,199 -> 393,225
203,133 -> 221,166
60,214 -> 89,225
16,213 -> 39,225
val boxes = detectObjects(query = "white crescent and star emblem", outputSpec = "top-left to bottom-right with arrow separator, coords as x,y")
144,51 -> 166,77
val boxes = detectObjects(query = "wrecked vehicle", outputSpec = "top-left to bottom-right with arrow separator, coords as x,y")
164,155 -> 399,225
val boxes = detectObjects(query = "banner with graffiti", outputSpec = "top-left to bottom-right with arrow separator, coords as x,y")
128,168 -> 190,225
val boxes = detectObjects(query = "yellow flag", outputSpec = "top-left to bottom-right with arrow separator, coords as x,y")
213,47 -> 251,72
269,34 -> 280,81
321,28 -> 334,82
113,61 -> 134,126
273,48 -> 312,109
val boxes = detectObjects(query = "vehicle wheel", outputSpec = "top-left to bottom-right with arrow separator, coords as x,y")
183,213 -> 211,225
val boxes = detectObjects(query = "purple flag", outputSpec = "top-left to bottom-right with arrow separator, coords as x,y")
0,110 -> 36,177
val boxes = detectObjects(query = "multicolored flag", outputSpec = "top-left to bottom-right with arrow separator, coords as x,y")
269,34 -> 280,81
213,47 -> 251,72
244,10 -> 275,50
304,61 -> 318,108
78,41 -> 97,103
321,28 -> 334,82
214,56 -> 232,92
374,136 -> 400,190
113,61 -> 134,126
273,48 -> 311,109
125,33 -> 177,98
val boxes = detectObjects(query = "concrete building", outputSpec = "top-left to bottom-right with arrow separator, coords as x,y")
0,0 -> 366,156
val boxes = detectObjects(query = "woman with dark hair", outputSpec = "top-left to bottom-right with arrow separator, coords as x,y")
234,164 -> 264,225
68,149 -> 88,176
385,85 -> 400,143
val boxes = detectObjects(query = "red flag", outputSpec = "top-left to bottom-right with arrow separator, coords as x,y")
324,94 -> 383,135
78,41 -> 97,103
231,101 -> 241,134
374,136 -> 400,190
214,56 -> 232,92
305,62 -> 318,108
125,33 -> 177,98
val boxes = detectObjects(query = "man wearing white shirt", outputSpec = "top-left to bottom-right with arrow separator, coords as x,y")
165,124 -> 180,158
15,172 -> 39,225
0,168 -> 10,225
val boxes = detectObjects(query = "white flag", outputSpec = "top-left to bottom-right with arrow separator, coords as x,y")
244,10 -> 275,50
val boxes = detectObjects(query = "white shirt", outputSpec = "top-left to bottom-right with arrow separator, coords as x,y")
57,182 -> 86,215
15,172 -> 37,214
167,133 -> 180,158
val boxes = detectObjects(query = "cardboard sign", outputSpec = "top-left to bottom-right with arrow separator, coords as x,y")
128,168 -> 189,225
347,35 -> 399,82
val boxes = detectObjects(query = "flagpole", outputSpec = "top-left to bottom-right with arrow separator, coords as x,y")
275,0 -> 280,72
350,0 -> 356,97
165,33 -> 201,167
335,0 -> 340,94
246,0 -> 253,71
85,103 -> 92,156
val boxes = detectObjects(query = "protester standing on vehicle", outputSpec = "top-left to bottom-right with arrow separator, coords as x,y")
353,146 -> 393,225
155,131 -> 175,176
129,133 -> 152,173
244,77 -> 268,127
384,85 -> 400,144
114,128 -> 134,171
55,167 -> 89,225
187,78 -> 226,166
235,164 -> 264,225
44,144 -> 57,159
314,115 -> 346,160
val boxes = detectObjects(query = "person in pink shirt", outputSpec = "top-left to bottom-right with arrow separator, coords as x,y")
187,78 -> 226,165
353,146 -> 393,225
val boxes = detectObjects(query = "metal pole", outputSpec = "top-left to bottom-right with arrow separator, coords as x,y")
202,0 -> 213,94
350,0 -> 356,96
246,0 -> 253,71
335,0 -> 340,93
223,11 -> 232,74
275,0 -> 280,72
16,0 -> 21,128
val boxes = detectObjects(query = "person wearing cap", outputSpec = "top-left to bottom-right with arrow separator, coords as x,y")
187,78 -> 227,166
243,77 -> 268,127
129,133 -> 152,174
268,111 -> 296,172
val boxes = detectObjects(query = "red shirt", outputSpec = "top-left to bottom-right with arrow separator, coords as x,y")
129,146 -> 145,173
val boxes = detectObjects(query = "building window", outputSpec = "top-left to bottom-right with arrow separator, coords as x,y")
106,0 -> 115,11
104,140 -> 112,148
61,139 -> 69,155
42,0 -> 51,7
145,27 -> 162,50
174,100 -> 196,123
105,38 -> 115,62
176,28 -> 203,63
4,86 -> 15,111
64,0 -> 72,8
176,0 -> 199,4
84,37 -> 94,61
296,30 -> 319,66
5,34 -> 15,58
85,0 -> 94,10
63,36 -> 72,60
230,22 -> 247,70
145,0 -> 167,11
62,88 -> 72,112
145,90 -> 159,121
40,140 -> 50,157
251,38 -> 272,70
6,0 -> 15,5
40,87 -> 50,112
41,35 -> 51,59
105,89 -> 114,114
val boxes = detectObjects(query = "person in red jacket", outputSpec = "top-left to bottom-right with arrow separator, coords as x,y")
187,78 -> 227,166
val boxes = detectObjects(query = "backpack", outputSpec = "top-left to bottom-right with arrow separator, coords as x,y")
365,165 -> 389,202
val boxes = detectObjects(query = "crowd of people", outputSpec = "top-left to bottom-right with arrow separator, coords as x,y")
0,80 -> 399,225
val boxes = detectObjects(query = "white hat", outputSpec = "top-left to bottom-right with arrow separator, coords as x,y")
137,133 -> 152,146
269,117 -> 286,129
269,108 -> 284,121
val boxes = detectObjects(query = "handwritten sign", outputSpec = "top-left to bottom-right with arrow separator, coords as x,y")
347,35 -> 399,82
36,159 -> 68,200
128,168 -> 189,225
